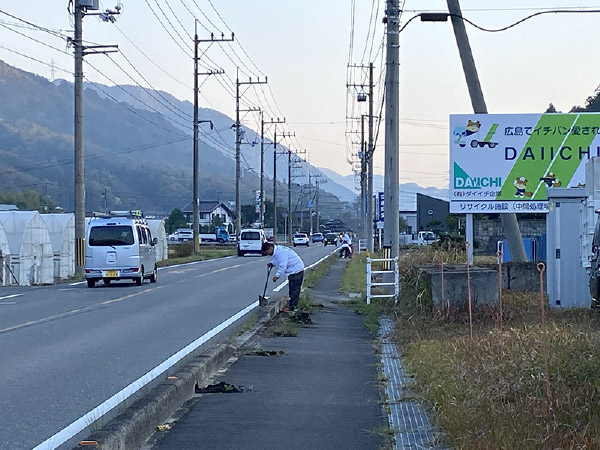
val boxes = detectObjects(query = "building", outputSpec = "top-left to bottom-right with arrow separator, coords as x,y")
181,201 -> 235,228
399,210 -> 417,234
416,193 -> 449,232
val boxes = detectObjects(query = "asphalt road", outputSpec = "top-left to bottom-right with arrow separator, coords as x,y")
0,243 -> 332,450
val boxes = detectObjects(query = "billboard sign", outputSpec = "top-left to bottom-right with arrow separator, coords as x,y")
377,192 -> 384,221
450,113 -> 600,213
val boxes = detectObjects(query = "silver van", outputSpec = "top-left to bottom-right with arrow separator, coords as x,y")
85,212 -> 158,288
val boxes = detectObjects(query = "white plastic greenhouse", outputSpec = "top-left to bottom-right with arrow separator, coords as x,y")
0,211 -> 54,286
147,219 -> 168,262
0,221 -> 10,286
41,213 -> 75,280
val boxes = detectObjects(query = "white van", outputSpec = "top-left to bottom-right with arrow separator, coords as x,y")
237,228 -> 266,256
85,211 -> 158,288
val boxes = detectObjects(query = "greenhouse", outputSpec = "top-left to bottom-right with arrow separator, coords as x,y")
147,219 -> 168,262
0,221 -> 10,286
0,211 -> 54,286
41,213 -> 75,280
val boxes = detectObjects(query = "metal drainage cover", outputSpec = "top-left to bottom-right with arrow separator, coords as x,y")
379,317 -> 440,449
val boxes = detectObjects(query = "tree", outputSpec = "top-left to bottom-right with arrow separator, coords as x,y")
165,208 -> 187,233
0,189 -> 57,213
398,215 -> 409,233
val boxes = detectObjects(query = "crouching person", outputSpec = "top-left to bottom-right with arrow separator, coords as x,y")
261,242 -> 305,312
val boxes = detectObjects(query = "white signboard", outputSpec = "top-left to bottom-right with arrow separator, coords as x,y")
450,113 -> 600,213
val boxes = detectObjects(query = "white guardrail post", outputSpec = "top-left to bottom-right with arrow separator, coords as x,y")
366,257 -> 372,305
366,256 -> 399,305
394,256 -> 399,304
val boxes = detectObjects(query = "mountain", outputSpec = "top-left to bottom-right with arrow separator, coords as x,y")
0,60 -> 354,221
318,167 -> 449,210
85,83 -> 357,202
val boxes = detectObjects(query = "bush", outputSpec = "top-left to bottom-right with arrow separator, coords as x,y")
173,242 -> 194,258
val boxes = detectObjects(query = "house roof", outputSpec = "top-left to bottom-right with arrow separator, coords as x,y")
181,201 -> 234,217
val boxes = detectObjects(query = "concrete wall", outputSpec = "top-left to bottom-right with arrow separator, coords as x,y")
479,261 -> 547,293
419,265 -> 499,310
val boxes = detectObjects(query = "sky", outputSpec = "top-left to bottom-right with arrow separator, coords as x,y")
1,1 -> 600,194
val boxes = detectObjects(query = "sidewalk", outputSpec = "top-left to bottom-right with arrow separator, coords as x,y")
146,258 -> 387,450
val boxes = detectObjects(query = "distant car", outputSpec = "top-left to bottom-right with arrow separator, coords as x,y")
168,229 -> 193,242
323,233 -> 338,246
312,233 -> 323,243
238,229 -> 266,256
293,233 -> 309,247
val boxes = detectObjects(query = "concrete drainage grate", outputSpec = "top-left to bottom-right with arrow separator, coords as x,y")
379,317 -> 440,449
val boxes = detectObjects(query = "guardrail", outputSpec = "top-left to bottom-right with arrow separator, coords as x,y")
366,257 -> 399,305
358,239 -> 367,252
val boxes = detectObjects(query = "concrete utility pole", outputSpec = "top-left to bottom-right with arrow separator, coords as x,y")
72,0 -> 118,274
347,63 -> 375,250
288,149 -> 305,243
446,0 -> 527,263
193,27 -> 228,253
273,131 -> 294,242
360,115 -> 366,238
367,62 -> 375,253
235,69 -> 266,236
383,0 -> 400,261
261,117 -> 286,231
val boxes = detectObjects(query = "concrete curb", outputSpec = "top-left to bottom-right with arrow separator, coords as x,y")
73,298 -> 287,450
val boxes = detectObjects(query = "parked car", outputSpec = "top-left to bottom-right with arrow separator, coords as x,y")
323,232 -> 338,246
85,211 -> 157,288
312,232 -> 323,243
238,229 -> 266,256
293,233 -> 309,247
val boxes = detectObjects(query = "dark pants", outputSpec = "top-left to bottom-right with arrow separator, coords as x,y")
288,270 -> 304,310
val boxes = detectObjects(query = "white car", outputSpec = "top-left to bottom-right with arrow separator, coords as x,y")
238,229 -> 266,256
168,229 -> 193,241
293,233 -> 309,247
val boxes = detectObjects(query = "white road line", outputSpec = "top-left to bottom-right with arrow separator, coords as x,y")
273,280 -> 288,292
0,302 -> 16,305
0,294 -> 22,301
32,300 -> 259,450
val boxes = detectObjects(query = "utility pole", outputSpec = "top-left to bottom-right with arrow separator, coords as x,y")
347,63 -> 375,252
193,27 -> 229,253
367,62 -> 374,253
72,0 -> 119,274
383,0 -> 400,262
273,130 -> 294,243
312,174 -> 326,233
288,149 -> 305,243
235,69 -> 266,236
360,115 -> 366,238
261,117 -> 286,230
446,0 -> 527,263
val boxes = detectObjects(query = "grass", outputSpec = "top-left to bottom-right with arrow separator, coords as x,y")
303,254 -> 336,289
392,244 -> 600,449
158,247 -> 236,267
340,253 -> 368,294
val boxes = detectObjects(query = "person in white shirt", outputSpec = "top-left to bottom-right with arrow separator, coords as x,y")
261,242 -> 305,311
340,232 -> 352,258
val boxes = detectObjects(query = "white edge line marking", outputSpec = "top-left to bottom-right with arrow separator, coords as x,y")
0,294 -> 22,301
32,300 -> 259,450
